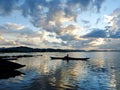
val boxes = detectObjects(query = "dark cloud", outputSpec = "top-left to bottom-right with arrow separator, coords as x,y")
99,38 -> 120,49
67,0 -> 91,11
0,0 -> 18,15
81,20 -> 90,24
59,34 -> 76,41
95,18 -> 100,24
94,0 -> 105,13
0,0 -> 105,16
82,27 -> 120,38
21,0 -> 48,17
82,29 -> 107,38
108,30 -> 120,38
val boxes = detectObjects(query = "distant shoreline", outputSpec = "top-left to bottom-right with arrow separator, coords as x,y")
0,46 -> 120,53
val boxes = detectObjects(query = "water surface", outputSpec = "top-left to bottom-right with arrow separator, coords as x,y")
0,52 -> 120,90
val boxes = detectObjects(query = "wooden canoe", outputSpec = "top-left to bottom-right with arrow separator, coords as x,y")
51,56 -> 89,61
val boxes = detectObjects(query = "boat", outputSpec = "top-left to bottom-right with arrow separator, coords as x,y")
51,56 -> 89,61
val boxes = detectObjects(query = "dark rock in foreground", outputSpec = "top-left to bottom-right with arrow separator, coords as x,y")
0,60 -> 25,70
0,69 -> 24,79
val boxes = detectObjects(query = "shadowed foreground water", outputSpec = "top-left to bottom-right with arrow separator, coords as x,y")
0,52 -> 120,90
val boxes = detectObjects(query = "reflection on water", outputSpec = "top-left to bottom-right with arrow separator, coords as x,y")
0,52 -> 120,90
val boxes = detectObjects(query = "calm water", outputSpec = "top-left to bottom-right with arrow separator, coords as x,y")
0,52 -> 120,90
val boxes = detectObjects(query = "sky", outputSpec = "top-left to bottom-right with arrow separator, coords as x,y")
0,0 -> 120,50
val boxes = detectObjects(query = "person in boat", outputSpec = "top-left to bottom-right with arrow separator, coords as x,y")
64,54 -> 68,58
63,54 -> 69,62
67,54 -> 69,58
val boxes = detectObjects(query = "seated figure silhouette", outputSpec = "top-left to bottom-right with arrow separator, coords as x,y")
64,54 -> 69,62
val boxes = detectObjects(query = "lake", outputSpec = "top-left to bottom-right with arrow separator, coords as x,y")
0,52 -> 120,90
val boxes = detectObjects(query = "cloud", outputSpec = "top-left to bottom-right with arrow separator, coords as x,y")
42,31 -> 63,43
5,23 -> 25,30
99,38 -> 120,49
81,20 -> 90,24
0,0 -> 106,36
107,29 -> 120,38
82,27 -> 120,38
61,37 -> 120,50
82,29 -> 107,38
69,40 -> 90,49
0,23 -> 44,47
0,23 -> 65,48
55,24 -> 84,41
59,34 -> 76,41
89,38 -> 105,46
21,0 -> 48,17
95,18 -> 101,24
0,35 -> 19,47
0,0 -> 108,49
93,0 -> 105,13
104,8 -> 120,38
19,0 -> 106,32
60,38 -> 100,50
0,35 -> 4,41
0,23 -> 41,37
0,0 -> 106,16
0,0 -> 18,15
21,0 -> 105,25
61,25 -> 81,34
0,0 -> 106,30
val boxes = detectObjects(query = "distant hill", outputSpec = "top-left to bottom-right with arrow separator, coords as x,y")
0,46 -> 83,52
0,46 -> 34,52
0,46 -> 120,52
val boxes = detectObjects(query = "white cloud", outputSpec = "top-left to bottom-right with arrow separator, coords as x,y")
0,35 -> 4,40
89,38 -> 105,46
99,38 -> 120,49
0,35 -> 19,47
104,8 -> 120,38
5,23 -> 25,30
104,15 -> 114,25
0,23 -> 45,47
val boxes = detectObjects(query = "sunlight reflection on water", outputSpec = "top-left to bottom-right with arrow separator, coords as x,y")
0,52 -> 120,90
